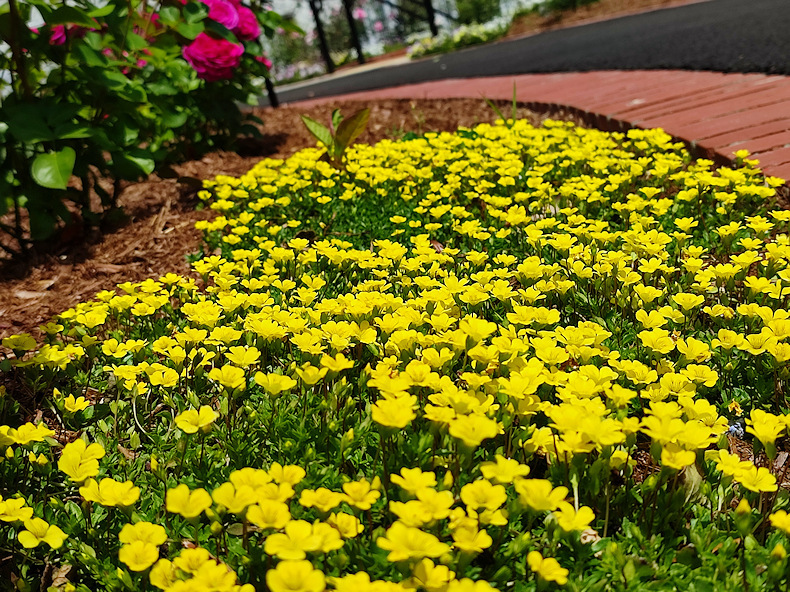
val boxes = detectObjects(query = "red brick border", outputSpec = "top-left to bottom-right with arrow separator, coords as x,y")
286,71 -> 790,182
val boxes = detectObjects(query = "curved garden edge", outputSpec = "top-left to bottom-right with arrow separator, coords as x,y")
284,71 -> 790,186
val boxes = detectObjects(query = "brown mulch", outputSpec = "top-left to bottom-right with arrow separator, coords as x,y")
0,98 -> 553,342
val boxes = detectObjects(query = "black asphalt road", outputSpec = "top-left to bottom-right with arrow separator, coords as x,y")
268,0 -> 790,105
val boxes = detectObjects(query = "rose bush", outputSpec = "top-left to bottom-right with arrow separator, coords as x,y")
0,0 -> 297,257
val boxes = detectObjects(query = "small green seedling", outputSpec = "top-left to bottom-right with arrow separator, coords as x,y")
484,82 -> 518,128
300,107 -> 370,169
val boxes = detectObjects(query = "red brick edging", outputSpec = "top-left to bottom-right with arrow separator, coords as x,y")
287,71 -> 790,182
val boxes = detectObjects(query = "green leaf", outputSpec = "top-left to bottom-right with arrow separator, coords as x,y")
300,115 -> 333,148
46,6 -> 96,28
158,6 -> 181,25
331,109 -> 343,132
28,207 -> 58,241
114,151 -> 156,176
53,123 -> 92,140
88,4 -> 115,18
161,109 -> 188,129
176,21 -> 204,40
73,41 -> 108,67
126,32 -> 148,51
184,2 -> 209,24
6,114 -> 53,143
31,148 -> 76,190
147,80 -> 179,96
333,107 -> 370,157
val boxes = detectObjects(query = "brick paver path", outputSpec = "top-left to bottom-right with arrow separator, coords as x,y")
289,71 -> 790,182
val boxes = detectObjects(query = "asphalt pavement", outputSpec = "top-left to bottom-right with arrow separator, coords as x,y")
267,0 -> 790,105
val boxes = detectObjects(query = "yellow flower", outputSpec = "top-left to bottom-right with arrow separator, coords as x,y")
451,524 -> 493,553
17,518 -> 68,549
320,353 -> 355,373
391,468 -> 437,495
407,559 -> 456,592
208,365 -> 247,390
119,522 -> 167,546
371,396 -> 417,429
150,559 -> 179,590
448,414 -> 499,448
770,510 -> 790,535
527,551 -> 569,585
637,329 -> 675,355
735,465 -> 778,493
166,484 -> 212,518
312,521 -> 344,553
268,462 -> 306,486
0,497 -> 34,522
300,488 -> 346,513
63,394 -> 91,413
342,478 -> 381,511
264,520 -> 321,560
460,480 -> 507,511
58,439 -> 105,482
660,443 -> 697,470
514,479 -> 569,512
6,422 -> 55,445
553,502 -> 595,532
295,363 -> 329,386
212,482 -> 258,515
447,579 -> 498,592
672,292 -> 705,311
254,372 -> 298,396
326,512 -> 364,538
247,500 -> 292,530
119,541 -> 159,572
266,560 -> 325,592
376,522 -> 450,562
225,345 -> 261,368
80,478 -> 140,507
175,406 -> 220,434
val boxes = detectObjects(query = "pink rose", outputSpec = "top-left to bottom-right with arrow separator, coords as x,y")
352,7 -> 366,19
233,6 -> 260,41
373,20 -> 383,32
49,24 -> 67,45
255,55 -> 272,69
182,32 -> 244,81
202,0 -> 239,30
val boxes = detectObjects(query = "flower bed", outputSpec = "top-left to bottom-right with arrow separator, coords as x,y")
2,117 -> 790,590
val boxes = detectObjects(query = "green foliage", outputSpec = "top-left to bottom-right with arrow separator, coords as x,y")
0,0 -> 284,257
301,107 -> 371,169
455,0 -> 501,25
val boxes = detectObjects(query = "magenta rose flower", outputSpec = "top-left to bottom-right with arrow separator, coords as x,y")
182,32 -> 244,81
49,24 -> 67,45
202,0 -> 239,30
233,7 -> 260,41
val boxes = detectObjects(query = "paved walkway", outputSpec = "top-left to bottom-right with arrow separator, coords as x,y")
288,71 -> 790,182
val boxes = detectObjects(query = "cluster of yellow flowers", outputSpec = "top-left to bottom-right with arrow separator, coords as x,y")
2,118 -> 790,589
